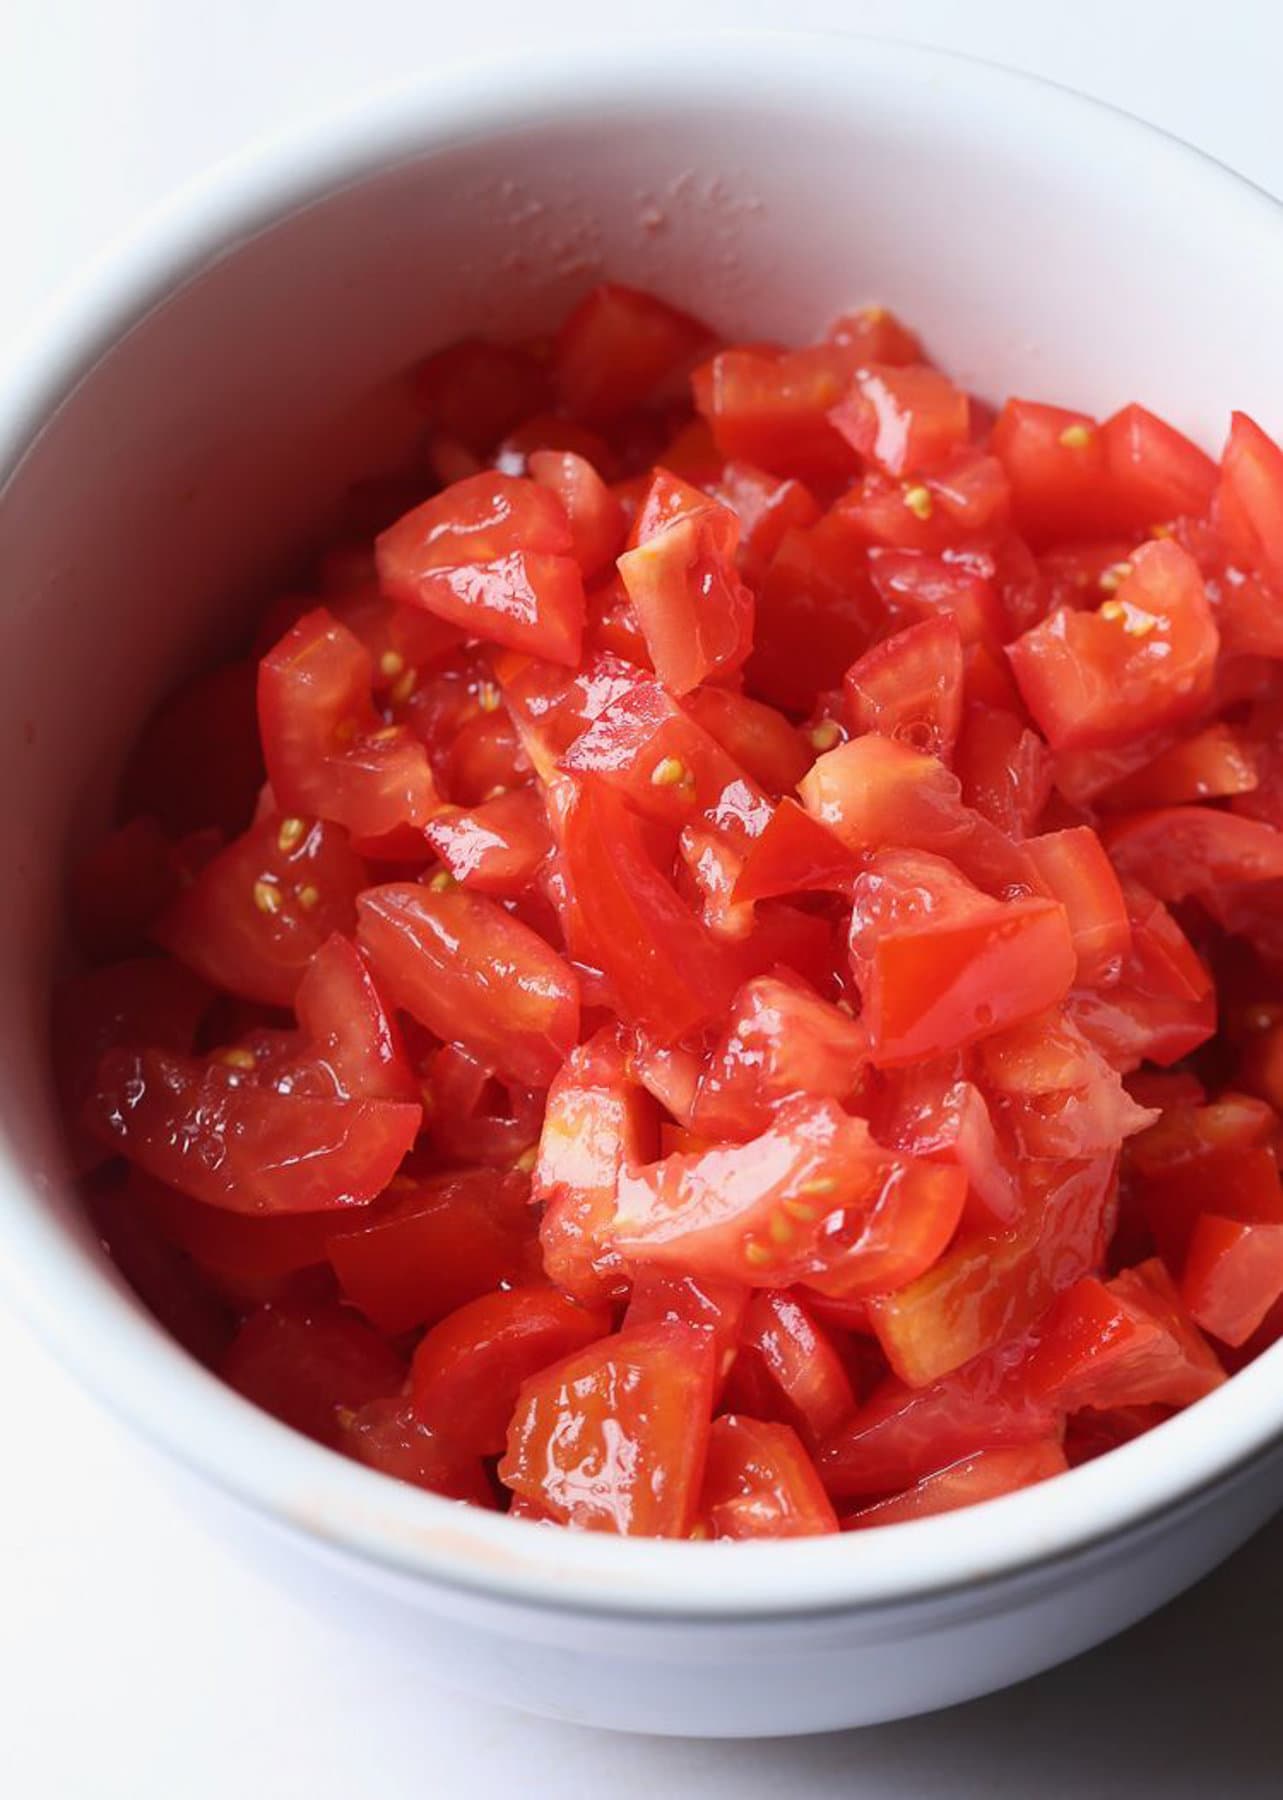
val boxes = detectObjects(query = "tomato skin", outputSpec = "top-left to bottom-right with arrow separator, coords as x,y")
410,1287 -> 612,1455
328,1168 -> 536,1333
293,932 -> 417,1102
610,1094 -> 966,1300
701,1415 -> 838,1539
376,473 -> 585,667
555,284 -> 712,422
844,617 -> 965,761
339,1397 -> 495,1506
991,399 -> 1108,545
220,1301 -> 405,1447
120,660 -> 264,839
356,882 -> 579,1087
693,344 -> 864,483
154,814 -> 366,1007
842,1441 -> 1068,1528
829,364 -> 970,477
549,774 -> 744,1039
1100,404 -> 1217,530
1180,1215 -> 1283,1346
1216,411 -> 1283,589
731,1289 -> 857,1445
1026,1262 -> 1224,1410
868,1153 -> 1117,1387
1023,826 -> 1131,986
536,1028 -> 658,1304
689,973 -> 869,1141
258,609 -> 441,844
424,789 -> 551,896
87,1047 -> 419,1216
499,1322 -> 717,1537
849,849 -> 1076,1066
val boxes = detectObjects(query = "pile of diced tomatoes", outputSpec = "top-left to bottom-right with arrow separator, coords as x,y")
59,282 -> 1283,1539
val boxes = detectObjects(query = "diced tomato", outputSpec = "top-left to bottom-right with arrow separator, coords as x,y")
356,883 -> 579,1087
120,660 -> 264,839
849,849 -> 1076,1065
499,1322 -> 716,1536
623,1267 -> 748,1387
549,774 -> 744,1038
1006,541 -> 1219,751
731,798 -> 858,904
89,1179 -> 235,1365
1180,1214 -> 1283,1346
377,473 -> 585,666
220,1301 -> 405,1446
871,1057 -> 1020,1230
693,344 -> 864,484
867,550 -> 1007,652
843,1441 -> 1068,1527
1099,722 -> 1259,810
411,337 -> 551,452
976,1009 -> 1155,1160
829,365 -> 970,477
328,1169 -> 536,1333
689,973 -> 868,1140
817,1346 -> 1058,1498
1216,411 -> 1283,589
535,1028 -> 658,1304
410,1286 -> 611,1455
555,284 -> 712,422
424,789 -> 551,895
617,481 -> 753,693
1023,826 -> 1131,986
528,449 -> 625,578
991,399 -> 1109,545
130,1171 -> 348,1300
843,617 -> 965,760
701,1414 -> 839,1539
339,1397 -> 494,1505
684,686 -> 811,793
610,1095 -> 966,1299
154,813 -> 366,1007
729,1289 -> 856,1444
713,462 -> 822,576
292,932 -> 416,1102
1067,880 -> 1216,1070
1103,806 -> 1283,903
827,305 -> 923,364
327,585 -> 462,692
71,818 -> 218,965
86,1047 -> 419,1216
746,514 -> 884,711
868,1153 -> 1116,1386
1100,404 -> 1217,531
955,706 -> 1051,840
1026,1262 -> 1224,1409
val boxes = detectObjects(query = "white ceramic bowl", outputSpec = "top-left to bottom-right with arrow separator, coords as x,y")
3,32 -> 1283,1740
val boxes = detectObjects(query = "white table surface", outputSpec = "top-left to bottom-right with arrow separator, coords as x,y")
5,3 -> 1283,1794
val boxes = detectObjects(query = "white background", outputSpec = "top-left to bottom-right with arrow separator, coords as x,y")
5,3 -> 1283,1794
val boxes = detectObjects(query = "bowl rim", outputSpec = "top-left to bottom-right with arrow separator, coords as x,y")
3,27 -> 1283,1623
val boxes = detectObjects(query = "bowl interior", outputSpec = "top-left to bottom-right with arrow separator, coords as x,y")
3,35 -> 1283,1616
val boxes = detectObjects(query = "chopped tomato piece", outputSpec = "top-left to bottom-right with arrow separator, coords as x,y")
1006,541 -> 1219,751
377,473 -> 585,666
87,1047 -> 419,1216
1103,806 -> 1283,902
356,883 -> 579,1087
1100,404 -> 1217,531
623,1267 -> 748,1387
684,686 -> 811,793
843,618 -> 965,761
610,1095 -> 966,1299
339,1397 -> 494,1505
746,514 -> 883,711
499,1322 -> 716,1536
829,364 -> 970,477
827,305 -> 923,363
1023,826 -> 1131,986
871,1057 -> 1020,1230
411,337 -> 551,452
1067,880 -> 1216,1070
954,706 -> 1051,839
1099,722 -> 1259,810
1027,1262 -> 1224,1409
869,549 -> 1007,650
991,399 -> 1108,545
328,1169 -> 536,1333
154,813 -> 366,1007
713,462 -> 822,575
424,788 -> 551,895
976,1010 -> 1155,1160
693,344 -> 863,483
701,1415 -> 839,1539
220,1301 -> 405,1446
617,481 -> 753,692
843,1442 -> 1068,1527
729,1289 -> 856,1444
731,797 -> 858,904
1216,411 -> 1283,590
411,1287 -> 611,1455
1180,1214 -> 1283,1346
555,284 -> 712,422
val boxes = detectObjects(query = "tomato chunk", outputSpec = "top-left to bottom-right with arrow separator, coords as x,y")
843,1442 -> 1068,1527
617,481 -> 754,693
221,1301 -> 405,1446
844,617 -> 965,760
1216,411 -> 1283,589
339,1397 -> 494,1505
555,283 -> 712,422
701,1415 -> 839,1539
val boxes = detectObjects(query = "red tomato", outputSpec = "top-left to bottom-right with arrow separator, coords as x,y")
730,1289 -> 856,1444
954,706 -> 1052,839
689,973 -> 868,1140
131,1171 -> 350,1300
154,813 -> 366,1007
731,797 -> 858,905
1103,805 -> 1283,903
72,818 -> 219,965
411,1287 -> 611,1455
1180,1214 -> 1283,1346
747,514 -> 884,711
120,660 -> 264,838
328,1169 -> 536,1333
356,883 -> 579,1087
499,1322 -> 717,1536
1023,826 -> 1131,986
411,336 -> 551,452
829,364 -> 970,477
89,1179 -> 235,1365
220,1301 -> 405,1446
610,1095 -> 966,1299
258,609 -> 441,846
693,344 -> 864,484
617,481 -> 754,693
526,449 -> 625,580
1067,880 -> 1215,1070
293,933 -> 417,1101
991,399 -> 1108,545
424,789 -> 551,895
817,1346 -> 1058,1498
976,1009 -> 1155,1161
87,1047 -> 419,1215
843,617 -> 965,760
1216,411 -> 1283,589
1100,404 -> 1217,531
377,473 -> 585,666
827,304 -> 923,364
536,1028 -> 658,1304
1099,722 -> 1259,809
623,1267 -> 748,1388
871,1057 -> 1020,1230
869,549 -> 1008,649
868,1153 -> 1116,1386
701,1414 -> 838,1539
848,849 -> 1076,1066
339,1397 -> 494,1505
1007,541 -> 1219,751
1026,1262 -> 1224,1409
684,686 -> 811,794
326,582 -> 462,687
555,284 -> 712,422
843,1441 -> 1068,1528
713,462 -> 822,576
